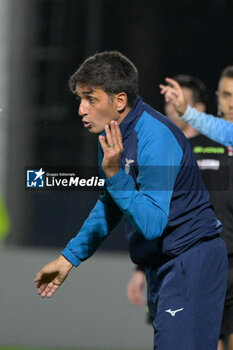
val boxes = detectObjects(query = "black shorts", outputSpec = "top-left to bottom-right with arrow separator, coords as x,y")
220,255 -> 233,337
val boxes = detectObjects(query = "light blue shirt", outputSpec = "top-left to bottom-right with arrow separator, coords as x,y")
181,105 -> 233,146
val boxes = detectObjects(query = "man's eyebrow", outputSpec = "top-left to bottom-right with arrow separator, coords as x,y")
82,90 -> 95,96
221,90 -> 231,95
76,88 -> 95,98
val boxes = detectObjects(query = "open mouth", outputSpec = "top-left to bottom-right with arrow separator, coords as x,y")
83,121 -> 91,128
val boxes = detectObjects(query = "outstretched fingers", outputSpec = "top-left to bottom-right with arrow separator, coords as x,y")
164,89 -> 179,102
34,268 -> 61,298
160,77 -> 182,95
37,281 -> 59,298
105,124 -> 114,147
99,134 -> 108,152
47,285 -> 59,298
99,122 -> 122,152
159,84 -> 169,95
40,282 -> 58,298
34,272 -> 44,289
111,121 -> 123,151
165,77 -> 182,90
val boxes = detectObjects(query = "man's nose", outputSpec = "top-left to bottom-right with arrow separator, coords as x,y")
229,96 -> 233,108
78,99 -> 88,116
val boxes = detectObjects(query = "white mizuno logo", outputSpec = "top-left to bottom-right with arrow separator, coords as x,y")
125,158 -> 134,174
165,308 -> 184,317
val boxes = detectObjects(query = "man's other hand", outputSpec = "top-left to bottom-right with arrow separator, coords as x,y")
127,270 -> 146,306
34,255 -> 73,298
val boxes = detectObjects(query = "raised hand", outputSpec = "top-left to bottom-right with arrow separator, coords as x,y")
99,120 -> 124,178
159,77 -> 188,116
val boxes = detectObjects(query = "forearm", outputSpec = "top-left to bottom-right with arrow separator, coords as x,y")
62,193 -> 122,266
181,105 -> 233,146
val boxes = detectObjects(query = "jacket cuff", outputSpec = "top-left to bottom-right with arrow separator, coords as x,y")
180,104 -> 192,120
61,248 -> 82,267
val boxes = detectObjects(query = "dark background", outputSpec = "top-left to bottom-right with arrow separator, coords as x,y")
6,0 -> 233,251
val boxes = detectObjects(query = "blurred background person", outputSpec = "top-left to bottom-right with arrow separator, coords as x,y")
160,68 -> 233,350
160,67 -> 233,147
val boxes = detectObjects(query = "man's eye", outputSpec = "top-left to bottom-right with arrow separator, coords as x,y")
88,97 -> 95,103
222,92 -> 230,98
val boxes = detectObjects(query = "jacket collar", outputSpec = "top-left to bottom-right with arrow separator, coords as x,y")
119,96 -> 144,141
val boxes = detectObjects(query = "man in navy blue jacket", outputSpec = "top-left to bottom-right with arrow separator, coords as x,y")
34,51 -> 227,350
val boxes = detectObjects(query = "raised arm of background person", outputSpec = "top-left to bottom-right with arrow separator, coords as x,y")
180,106 -> 233,146
160,77 -> 233,146
159,77 -> 188,116
102,117 -> 183,241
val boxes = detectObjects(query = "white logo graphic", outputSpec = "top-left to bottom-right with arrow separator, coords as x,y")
165,308 -> 184,317
34,168 -> 45,181
27,168 -> 45,187
124,158 -> 134,174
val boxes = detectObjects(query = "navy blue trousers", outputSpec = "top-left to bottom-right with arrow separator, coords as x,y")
146,237 -> 228,350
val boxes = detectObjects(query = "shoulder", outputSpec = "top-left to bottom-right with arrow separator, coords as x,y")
135,104 -> 186,165
135,103 -> 186,151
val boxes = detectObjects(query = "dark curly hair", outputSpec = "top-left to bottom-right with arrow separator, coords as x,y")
69,51 -> 138,107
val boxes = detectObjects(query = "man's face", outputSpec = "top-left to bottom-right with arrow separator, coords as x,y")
165,87 -> 194,130
76,85 -> 119,134
217,77 -> 233,121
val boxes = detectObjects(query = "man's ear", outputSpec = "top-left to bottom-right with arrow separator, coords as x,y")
116,92 -> 128,113
194,102 -> 206,112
